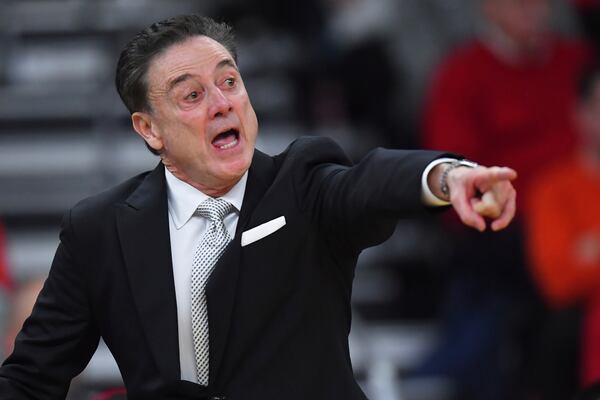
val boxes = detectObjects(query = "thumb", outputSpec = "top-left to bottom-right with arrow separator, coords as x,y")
472,191 -> 501,218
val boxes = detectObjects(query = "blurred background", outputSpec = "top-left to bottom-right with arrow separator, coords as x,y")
1,0 -> 599,399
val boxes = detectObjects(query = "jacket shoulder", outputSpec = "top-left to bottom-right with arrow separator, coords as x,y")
272,136 -> 352,171
67,167 -> 156,226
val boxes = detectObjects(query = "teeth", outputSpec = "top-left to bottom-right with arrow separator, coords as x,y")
218,138 -> 238,150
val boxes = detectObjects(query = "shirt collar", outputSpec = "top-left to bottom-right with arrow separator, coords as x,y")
165,166 -> 248,229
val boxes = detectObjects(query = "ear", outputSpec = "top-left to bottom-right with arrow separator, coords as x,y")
132,111 -> 164,152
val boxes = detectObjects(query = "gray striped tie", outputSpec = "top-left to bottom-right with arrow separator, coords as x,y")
191,197 -> 233,386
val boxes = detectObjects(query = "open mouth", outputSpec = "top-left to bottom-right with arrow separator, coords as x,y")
211,128 -> 240,150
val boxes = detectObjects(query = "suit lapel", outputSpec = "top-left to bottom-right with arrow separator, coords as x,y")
206,149 -> 275,385
114,150 -> 276,387
235,149 -> 276,237
116,163 -> 181,383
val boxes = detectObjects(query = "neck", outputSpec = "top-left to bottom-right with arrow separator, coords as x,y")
162,161 -> 238,198
188,179 -> 236,198
482,26 -> 547,65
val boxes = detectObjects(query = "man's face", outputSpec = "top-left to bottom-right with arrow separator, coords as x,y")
484,0 -> 550,49
133,35 -> 258,193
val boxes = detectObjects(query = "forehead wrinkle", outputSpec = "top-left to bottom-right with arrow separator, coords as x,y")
215,58 -> 238,72
146,37 -> 239,104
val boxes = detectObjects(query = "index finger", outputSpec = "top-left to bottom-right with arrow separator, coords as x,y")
474,167 -> 517,189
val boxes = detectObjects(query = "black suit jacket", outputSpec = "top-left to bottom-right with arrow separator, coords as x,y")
0,136 -> 445,399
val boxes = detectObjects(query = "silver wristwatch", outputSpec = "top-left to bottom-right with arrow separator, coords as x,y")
440,159 -> 478,198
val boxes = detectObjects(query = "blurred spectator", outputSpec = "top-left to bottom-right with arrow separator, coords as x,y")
4,278 -> 44,356
424,0 -> 591,208
526,63 -> 600,390
419,0 -> 593,399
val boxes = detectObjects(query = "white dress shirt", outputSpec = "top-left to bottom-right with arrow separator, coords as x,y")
165,168 -> 247,383
163,157 -> 450,382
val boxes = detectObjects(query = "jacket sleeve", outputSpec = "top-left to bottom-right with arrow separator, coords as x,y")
0,209 -> 100,399
288,136 -> 448,252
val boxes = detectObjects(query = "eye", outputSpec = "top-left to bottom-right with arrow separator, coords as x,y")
185,91 -> 199,100
224,77 -> 236,88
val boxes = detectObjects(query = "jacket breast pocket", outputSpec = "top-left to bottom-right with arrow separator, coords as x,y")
238,215 -> 310,306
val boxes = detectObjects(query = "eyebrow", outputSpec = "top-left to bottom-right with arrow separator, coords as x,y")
165,58 -> 238,93
216,58 -> 238,72
166,73 -> 193,93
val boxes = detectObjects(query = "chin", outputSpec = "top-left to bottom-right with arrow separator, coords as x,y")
220,159 -> 251,181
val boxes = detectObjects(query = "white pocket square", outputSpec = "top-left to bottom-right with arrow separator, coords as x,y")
241,216 -> 286,247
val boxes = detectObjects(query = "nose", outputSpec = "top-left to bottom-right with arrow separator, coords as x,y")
208,87 -> 233,119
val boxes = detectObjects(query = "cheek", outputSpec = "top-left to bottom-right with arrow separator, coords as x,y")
241,99 -> 258,132
162,121 -> 204,155
176,114 -> 209,143
246,107 -> 258,132
175,110 -> 203,129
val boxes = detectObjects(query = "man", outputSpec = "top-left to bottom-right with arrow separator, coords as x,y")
527,63 -> 600,392
420,0 -> 592,398
424,0 -> 591,209
0,15 -> 516,400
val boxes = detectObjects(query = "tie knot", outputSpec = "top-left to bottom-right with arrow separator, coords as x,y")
195,197 -> 233,222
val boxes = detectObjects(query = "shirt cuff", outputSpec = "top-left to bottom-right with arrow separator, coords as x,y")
421,157 -> 458,206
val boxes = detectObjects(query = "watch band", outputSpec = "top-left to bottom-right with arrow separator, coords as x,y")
440,159 -> 478,198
